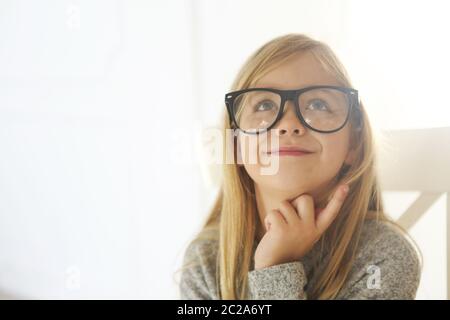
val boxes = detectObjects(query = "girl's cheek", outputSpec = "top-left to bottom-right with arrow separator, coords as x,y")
319,141 -> 350,176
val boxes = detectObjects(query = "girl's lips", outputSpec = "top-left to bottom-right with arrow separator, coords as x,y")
264,145 -> 315,156
267,150 -> 313,156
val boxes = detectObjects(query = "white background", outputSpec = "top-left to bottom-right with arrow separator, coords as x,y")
0,0 -> 448,299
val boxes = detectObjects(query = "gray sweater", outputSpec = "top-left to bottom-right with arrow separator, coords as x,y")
179,219 -> 421,299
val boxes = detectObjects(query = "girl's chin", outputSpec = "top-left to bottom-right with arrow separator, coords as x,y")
264,177 -> 313,192
260,166 -> 315,178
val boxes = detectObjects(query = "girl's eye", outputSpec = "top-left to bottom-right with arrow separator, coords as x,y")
306,99 -> 330,112
255,100 -> 277,112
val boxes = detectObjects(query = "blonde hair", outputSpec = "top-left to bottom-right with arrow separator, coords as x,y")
178,33 -> 421,299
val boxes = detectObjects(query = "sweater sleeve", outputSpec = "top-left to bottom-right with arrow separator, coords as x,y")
247,261 -> 308,299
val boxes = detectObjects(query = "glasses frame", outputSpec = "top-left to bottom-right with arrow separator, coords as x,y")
225,85 -> 360,134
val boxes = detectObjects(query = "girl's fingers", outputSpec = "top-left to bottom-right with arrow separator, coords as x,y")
316,184 -> 349,234
264,209 -> 286,231
278,200 -> 300,225
315,207 -> 325,216
292,194 -> 315,227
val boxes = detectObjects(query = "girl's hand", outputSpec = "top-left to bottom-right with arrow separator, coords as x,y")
254,184 -> 349,270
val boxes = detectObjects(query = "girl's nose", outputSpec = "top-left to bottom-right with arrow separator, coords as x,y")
273,101 -> 306,136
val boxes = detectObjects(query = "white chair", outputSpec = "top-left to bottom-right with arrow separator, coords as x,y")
376,126 -> 450,299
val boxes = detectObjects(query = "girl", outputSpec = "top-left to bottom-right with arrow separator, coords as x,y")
178,34 -> 422,299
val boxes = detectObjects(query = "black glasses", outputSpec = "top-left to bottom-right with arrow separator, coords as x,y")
225,85 -> 359,134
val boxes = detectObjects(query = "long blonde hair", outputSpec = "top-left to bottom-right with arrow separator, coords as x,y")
181,33 -> 420,299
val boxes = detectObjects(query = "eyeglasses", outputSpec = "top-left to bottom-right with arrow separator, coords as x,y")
225,85 -> 360,134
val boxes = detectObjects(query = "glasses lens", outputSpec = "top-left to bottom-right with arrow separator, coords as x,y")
232,90 -> 281,133
298,88 -> 350,131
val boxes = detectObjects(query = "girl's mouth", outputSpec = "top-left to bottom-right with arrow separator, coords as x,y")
264,145 -> 315,157
267,150 -> 313,157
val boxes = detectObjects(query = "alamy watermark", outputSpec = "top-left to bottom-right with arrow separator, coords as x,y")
168,124 -> 283,176
366,264 -> 381,289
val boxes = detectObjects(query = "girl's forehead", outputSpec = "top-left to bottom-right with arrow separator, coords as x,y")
254,53 -> 341,89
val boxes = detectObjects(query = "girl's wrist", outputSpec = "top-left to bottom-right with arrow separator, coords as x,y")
254,259 -> 288,270
254,259 -> 272,270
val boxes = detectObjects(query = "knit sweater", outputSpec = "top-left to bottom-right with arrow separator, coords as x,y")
179,219 -> 421,299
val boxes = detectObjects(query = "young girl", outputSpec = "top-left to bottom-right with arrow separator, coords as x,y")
178,34 -> 422,299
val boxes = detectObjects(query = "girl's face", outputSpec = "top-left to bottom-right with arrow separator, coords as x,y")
238,51 -> 355,200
